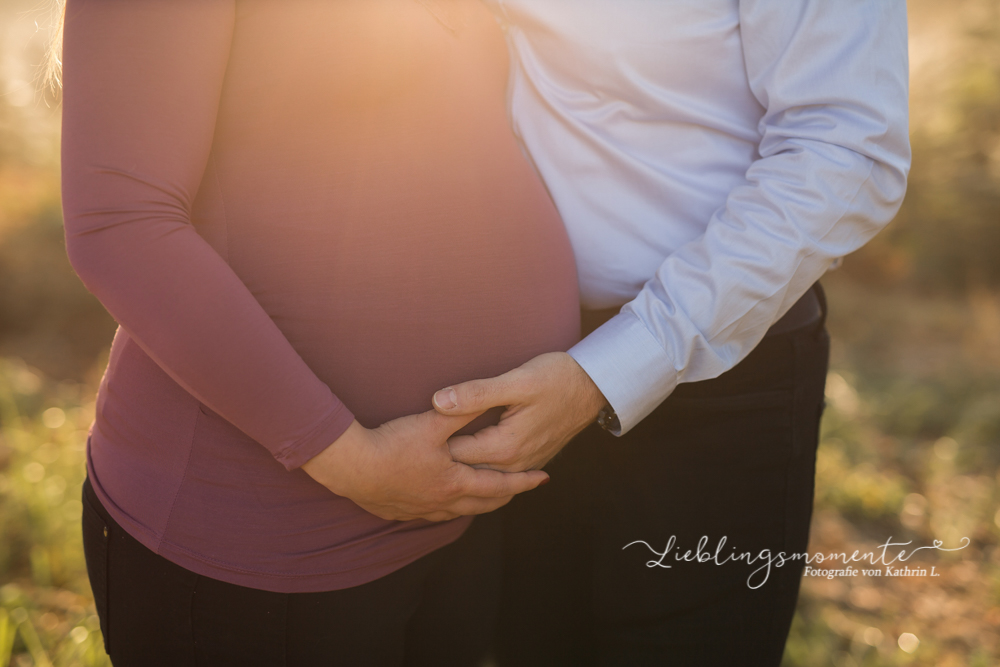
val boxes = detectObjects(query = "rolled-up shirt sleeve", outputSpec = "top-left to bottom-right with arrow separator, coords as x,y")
569,0 -> 911,434
61,0 -> 355,469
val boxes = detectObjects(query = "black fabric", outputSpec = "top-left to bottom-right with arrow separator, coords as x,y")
497,284 -> 831,666
81,478 -> 500,667
80,483 -> 110,647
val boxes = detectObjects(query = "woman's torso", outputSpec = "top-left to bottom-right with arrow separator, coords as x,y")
89,0 -> 579,592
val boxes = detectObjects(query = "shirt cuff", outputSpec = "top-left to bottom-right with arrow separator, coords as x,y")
568,310 -> 678,435
272,401 -> 356,471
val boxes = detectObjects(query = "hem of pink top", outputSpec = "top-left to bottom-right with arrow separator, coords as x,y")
85,456 -> 471,594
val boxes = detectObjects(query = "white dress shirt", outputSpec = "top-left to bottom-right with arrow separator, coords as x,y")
485,0 -> 911,433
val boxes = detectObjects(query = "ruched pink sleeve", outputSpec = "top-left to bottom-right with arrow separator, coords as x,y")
60,0 -> 355,470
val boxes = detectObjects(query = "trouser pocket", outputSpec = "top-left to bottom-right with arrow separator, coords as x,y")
81,478 -> 111,653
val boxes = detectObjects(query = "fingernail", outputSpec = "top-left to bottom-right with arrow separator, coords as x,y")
434,388 -> 458,410
539,476 -> 550,486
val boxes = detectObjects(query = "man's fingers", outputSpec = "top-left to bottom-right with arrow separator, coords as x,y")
447,427 -> 505,467
457,466 -> 549,499
432,371 -> 522,416
415,408 -> 487,441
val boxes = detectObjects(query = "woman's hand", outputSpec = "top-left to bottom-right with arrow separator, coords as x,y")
301,410 -> 549,522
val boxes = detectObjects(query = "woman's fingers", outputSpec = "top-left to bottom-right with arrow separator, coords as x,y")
406,494 -> 518,521
345,410 -> 546,522
421,511 -> 461,523
447,494 -> 515,517
455,465 -> 549,499
378,467 -> 546,520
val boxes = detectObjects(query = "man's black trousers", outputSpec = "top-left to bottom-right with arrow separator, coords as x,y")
496,285 -> 830,666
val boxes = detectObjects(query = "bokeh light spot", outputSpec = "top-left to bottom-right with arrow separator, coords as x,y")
42,407 -> 66,429
863,626 -> 883,647
934,436 -> 958,461
23,462 -> 44,483
898,632 -> 920,653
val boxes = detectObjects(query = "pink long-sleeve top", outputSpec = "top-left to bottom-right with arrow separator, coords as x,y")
61,0 -> 579,593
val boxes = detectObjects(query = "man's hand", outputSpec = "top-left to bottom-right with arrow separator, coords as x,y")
432,352 -> 607,472
301,410 -> 549,522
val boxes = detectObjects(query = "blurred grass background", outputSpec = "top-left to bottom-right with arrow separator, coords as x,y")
0,0 -> 998,665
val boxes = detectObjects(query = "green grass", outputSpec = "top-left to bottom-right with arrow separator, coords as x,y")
782,277 -> 1000,667
0,358 -> 109,667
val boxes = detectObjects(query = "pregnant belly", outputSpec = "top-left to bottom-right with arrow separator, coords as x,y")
266,222 -> 577,426
278,240 -> 579,428
95,176 -> 578,579
222,151 -> 580,427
